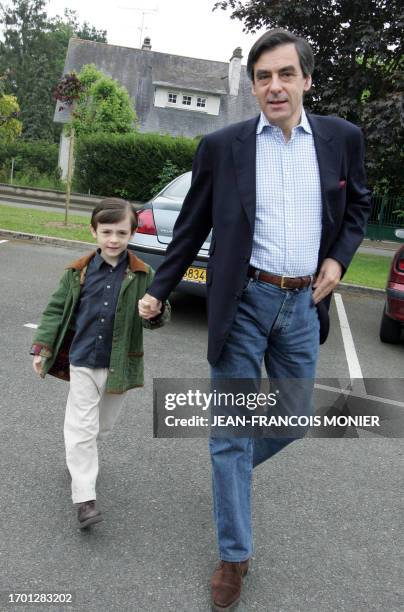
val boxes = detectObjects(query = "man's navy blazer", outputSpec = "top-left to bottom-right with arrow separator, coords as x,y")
148,113 -> 372,365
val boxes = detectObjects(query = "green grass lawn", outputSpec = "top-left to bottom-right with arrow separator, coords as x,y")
0,203 -> 393,289
0,204 -> 95,243
343,253 -> 391,289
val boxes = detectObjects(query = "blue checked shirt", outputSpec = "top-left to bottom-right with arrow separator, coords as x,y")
250,108 -> 322,277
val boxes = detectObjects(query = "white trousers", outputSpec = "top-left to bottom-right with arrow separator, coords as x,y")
64,365 -> 126,504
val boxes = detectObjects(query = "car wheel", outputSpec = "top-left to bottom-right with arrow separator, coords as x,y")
379,305 -> 402,344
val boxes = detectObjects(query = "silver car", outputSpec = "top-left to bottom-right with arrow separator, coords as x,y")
128,171 -> 210,296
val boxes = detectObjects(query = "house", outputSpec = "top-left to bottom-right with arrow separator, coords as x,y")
55,37 -> 259,177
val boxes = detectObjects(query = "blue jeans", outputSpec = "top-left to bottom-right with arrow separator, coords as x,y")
209,279 -> 320,561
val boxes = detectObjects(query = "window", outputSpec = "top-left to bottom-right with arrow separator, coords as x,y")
163,172 -> 192,199
156,87 -> 218,115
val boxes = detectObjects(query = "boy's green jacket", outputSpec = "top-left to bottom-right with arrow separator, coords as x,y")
31,250 -> 170,394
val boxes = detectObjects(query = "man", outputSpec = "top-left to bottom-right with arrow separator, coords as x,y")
139,29 -> 371,610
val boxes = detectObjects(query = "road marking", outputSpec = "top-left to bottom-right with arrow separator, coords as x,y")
334,293 -> 363,378
24,323 -> 38,329
0,240 -> 8,245
334,292 -> 365,392
315,383 -> 404,409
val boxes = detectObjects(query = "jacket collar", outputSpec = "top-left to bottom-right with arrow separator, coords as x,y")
306,112 -> 334,143
256,107 -> 312,136
233,112 -> 338,233
66,250 -> 149,274
232,116 -> 259,231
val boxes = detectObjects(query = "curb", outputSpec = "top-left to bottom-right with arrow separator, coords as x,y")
361,239 -> 401,251
338,282 -> 385,296
0,228 -> 94,249
0,182 -> 143,209
0,228 -> 386,297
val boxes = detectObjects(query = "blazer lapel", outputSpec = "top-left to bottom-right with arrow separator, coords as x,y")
307,113 -> 340,244
232,114 -> 340,246
232,117 -> 259,231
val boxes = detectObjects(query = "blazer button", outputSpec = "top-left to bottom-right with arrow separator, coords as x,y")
109,367 -> 115,373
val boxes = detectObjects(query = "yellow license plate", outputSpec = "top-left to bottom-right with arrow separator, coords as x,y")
183,266 -> 207,284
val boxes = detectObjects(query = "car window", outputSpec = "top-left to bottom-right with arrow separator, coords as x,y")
162,173 -> 192,199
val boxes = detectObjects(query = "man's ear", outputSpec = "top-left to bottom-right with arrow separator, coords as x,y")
251,80 -> 257,97
304,74 -> 312,92
89,224 -> 97,239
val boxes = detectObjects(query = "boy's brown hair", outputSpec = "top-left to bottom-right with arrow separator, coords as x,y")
91,198 -> 137,232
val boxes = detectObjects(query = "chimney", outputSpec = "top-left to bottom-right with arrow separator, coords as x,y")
142,37 -> 152,50
228,47 -> 242,95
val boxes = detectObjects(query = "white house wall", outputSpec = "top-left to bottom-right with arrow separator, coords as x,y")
154,87 -> 220,116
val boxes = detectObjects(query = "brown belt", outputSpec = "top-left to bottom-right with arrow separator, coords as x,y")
248,266 -> 314,289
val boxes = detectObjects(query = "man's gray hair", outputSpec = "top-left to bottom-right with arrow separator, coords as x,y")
247,29 -> 315,80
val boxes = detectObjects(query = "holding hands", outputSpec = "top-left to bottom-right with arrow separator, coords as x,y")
138,292 -> 163,320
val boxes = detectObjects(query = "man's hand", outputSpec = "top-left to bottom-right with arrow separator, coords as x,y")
312,258 -> 343,304
138,293 -> 162,320
32,355 -> 42,376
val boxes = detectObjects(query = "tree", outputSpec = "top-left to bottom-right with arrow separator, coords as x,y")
61,64 -> 137,137
0,91 -> 22,142
53,70 -> 83,224
53,67 -> 136,224
57,9 -> 107,44
0,72 -> 22,141
0,0 -> 49,137
213,0 -> 404,194
0,0 -> 107,141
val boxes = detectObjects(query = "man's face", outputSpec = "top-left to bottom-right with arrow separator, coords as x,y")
90,213 -> 133,265
252,43 -> 312,135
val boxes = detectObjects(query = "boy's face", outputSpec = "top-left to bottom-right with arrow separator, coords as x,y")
90,213 -> 133,265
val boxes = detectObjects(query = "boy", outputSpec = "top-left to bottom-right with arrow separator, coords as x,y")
31,198 -> 169,528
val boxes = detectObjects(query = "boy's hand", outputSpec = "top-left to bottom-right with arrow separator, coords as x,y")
138,293 -> 162,319
32,355 -> 42,376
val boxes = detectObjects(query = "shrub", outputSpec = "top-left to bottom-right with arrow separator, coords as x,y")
0,140 -> 59,178
74,132 -> 197,201
150,160 -> 180,196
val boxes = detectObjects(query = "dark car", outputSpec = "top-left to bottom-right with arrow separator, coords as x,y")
128,171 -> 210,296
379,229 -> 404,343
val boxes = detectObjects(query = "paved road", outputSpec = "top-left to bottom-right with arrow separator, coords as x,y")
0,239 -> 403,612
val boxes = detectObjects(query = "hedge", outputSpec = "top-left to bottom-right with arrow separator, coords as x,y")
0,140 -> 59,177
74,132 -> 198,201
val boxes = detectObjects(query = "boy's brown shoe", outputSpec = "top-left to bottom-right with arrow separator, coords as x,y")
77,500 -> 103,529
211,559 -> 249,610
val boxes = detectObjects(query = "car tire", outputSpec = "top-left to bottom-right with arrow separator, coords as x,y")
379,305 -> 402,344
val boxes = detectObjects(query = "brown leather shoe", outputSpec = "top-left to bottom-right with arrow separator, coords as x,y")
77,500 -> 103,529
211,559 -> 249,610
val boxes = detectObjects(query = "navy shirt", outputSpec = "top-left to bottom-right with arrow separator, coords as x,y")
69,249 -> 128,368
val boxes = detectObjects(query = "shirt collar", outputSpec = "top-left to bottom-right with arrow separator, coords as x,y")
256,107 -> 312,136
94,248 -> 128,270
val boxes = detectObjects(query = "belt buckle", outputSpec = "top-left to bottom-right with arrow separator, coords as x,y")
280,275 -> 287,289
